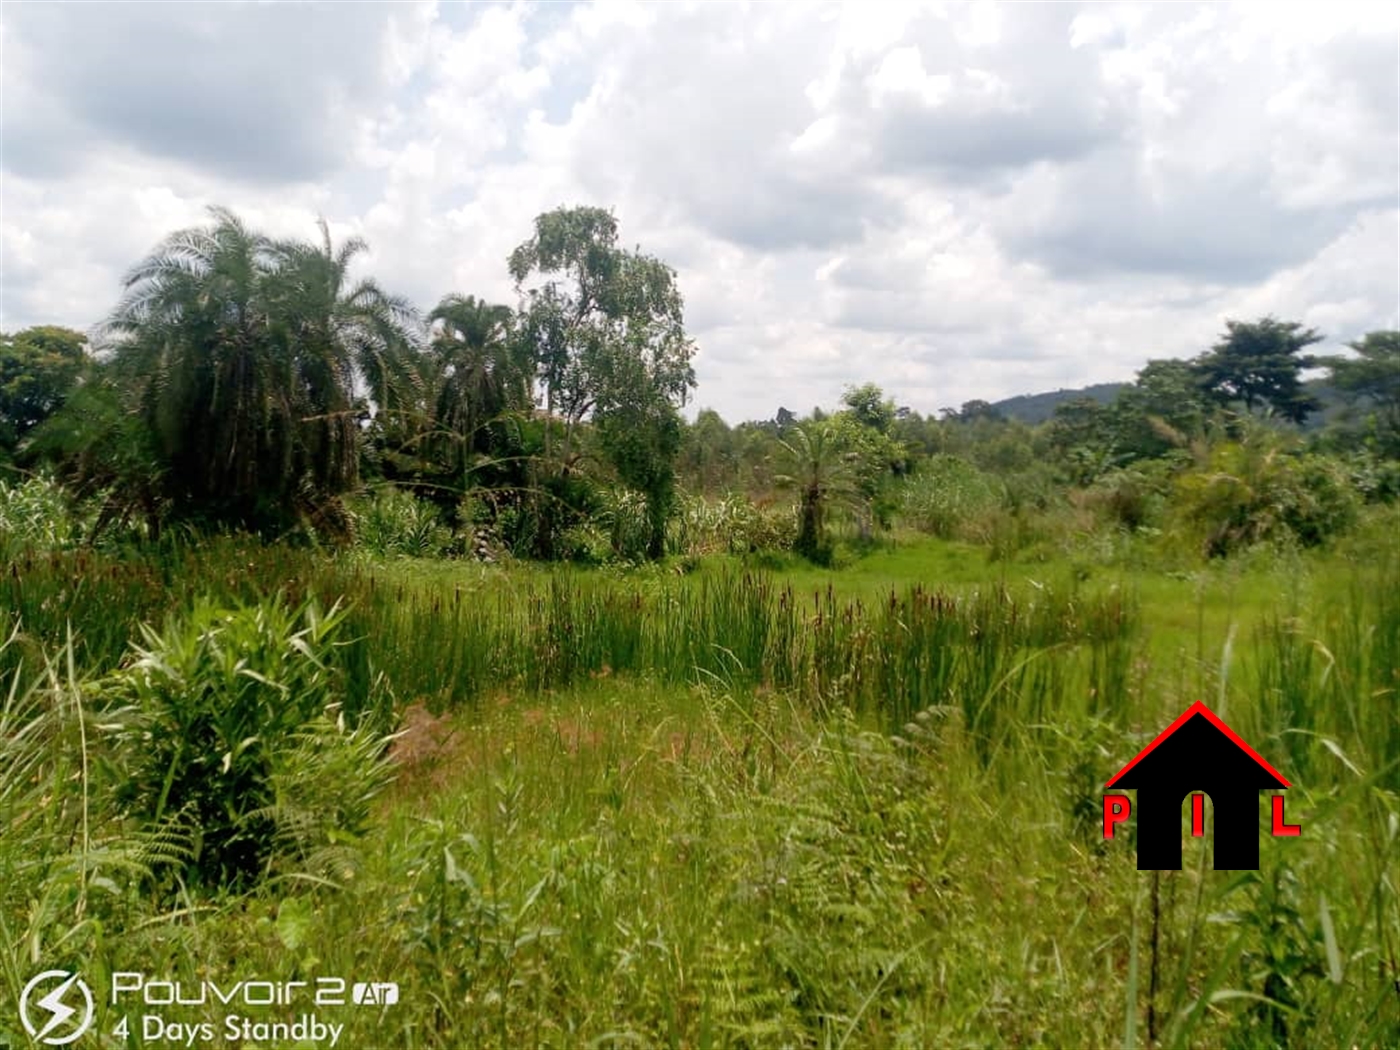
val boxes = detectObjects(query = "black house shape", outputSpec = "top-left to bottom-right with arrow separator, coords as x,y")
1107,701 -> 1289,870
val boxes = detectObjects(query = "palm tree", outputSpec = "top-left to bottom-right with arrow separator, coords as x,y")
272,219 -> 422,417
100,206 -> 417,534
774,421 -> 859,560
423,294 -> 526,483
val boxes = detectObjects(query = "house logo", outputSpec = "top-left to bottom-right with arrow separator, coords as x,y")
1102,701 -> 1301,870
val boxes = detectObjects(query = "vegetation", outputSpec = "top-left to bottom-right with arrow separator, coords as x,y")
0,325 -> 87,470
1,204 -> 1398,1046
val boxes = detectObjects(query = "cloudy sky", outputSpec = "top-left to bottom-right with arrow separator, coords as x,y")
2,1 -> 1397,422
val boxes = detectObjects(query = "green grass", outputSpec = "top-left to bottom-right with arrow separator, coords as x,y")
1,532 -> 1397,1047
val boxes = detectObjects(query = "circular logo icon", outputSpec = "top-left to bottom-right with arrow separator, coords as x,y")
19,970 -> 94,1046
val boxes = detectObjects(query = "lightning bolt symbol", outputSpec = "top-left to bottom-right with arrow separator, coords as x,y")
34,972 -> 80,1041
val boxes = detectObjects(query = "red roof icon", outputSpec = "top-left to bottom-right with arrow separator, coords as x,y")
1106,701 -> 1290,789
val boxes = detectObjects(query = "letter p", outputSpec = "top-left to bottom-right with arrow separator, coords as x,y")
1103,794 -> 1131,839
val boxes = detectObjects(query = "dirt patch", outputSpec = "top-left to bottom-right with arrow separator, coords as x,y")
553,716 -> 603,754
389,703 -> 462,773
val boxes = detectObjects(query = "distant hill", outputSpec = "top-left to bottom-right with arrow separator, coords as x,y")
988,379 -> 1347,428
988,383 -> 1127,424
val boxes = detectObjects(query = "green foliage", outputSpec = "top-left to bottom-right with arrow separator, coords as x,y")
1321,329 -> 1400,455
825,409 -> 909,530
1340,447 -> 1400,503
1083,462 -> 1176,532
0,474 -> 85,555
671,493 -> 796,555
1192,316 -> 1323,424
258,711 -> 398,881
898,454 -> 1003,538
1114,358 -> 1213,460
0,626 -> 193,1003
840,381 -> 896,433
349,488 -> 452,558
389,294 -> 528,490
776,421 -> 861,561
0,325 -> 87,466
92,207 -> 418,536
595,394 -> 683,559
594,486 -> 652,562
24,368 -> 171,536
557,522 -> 615,566
2,537 -> 1397,1047
1047,396 -> 1121,479
101,595 -> 391,886
510,206 -> 696,559
1172,440 -> 1361,556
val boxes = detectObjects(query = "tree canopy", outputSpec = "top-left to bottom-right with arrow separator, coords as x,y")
1322,330 -> 1400,452
0,325 -> 87,466
1192,316 -> 1322,424
510,205 -> 696,557
92,206 -> 418,534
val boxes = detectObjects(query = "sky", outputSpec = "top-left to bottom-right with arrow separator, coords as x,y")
2,1 -> 1397,423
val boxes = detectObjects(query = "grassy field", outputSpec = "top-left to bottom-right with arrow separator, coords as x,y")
2,533 -> 1398,1047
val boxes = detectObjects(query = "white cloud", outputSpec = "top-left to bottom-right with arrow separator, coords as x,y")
2,0 -> 1396,423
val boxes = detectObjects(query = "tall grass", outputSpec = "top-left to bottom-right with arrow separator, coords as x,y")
2,535 -> 1396,1046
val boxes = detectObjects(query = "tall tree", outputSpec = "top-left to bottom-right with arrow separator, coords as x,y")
97,206 -> 416,534
0,325 -> 87,466
422,294 -> 525,485
841,382 -> 896,434
678,408 -> 738,494
1321,330 -> 1400,453
775,421 -> 859,561
1192,316 -> 1322,424
510,206 -> 696,558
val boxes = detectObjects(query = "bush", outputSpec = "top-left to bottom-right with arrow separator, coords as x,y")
101,596 -> 393,887
0,474 -> 85,555
596,487 -> 652,562
898,456 -> 1002,539
1341,448 -> 1400,504
349,488 -> 452,557
1082,463 -> 1175,532
559,523 -> 614,566
671,493 -> 796,555
1171,443 -> 1362,556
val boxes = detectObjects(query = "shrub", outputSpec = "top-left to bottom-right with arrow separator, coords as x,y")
898,456 -> 1002,539
1341,448 -> 1400,504
596,487 -> 652,562
1171,444 -> 1361,556
559,523 -> 614,566
1083,463 -> 1174,532
671,493 -> 796,556
101,596 -> 393,887
0,474 -> 85,555
349,488 -> 452,557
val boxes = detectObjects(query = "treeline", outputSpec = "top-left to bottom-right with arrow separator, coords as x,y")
2,205 -> 694,559
669,321 -> 1399,561
3,203 -> 1398,564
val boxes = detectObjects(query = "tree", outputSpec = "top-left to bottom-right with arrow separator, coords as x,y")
1115,358 -> 1212,457
826,409 -> 908,536
679,408 -> 738,494
421,294 -> 526,486
775,421 -> 859,561
96,206 -> 417,534
1192,316 -> 1322,424
0,326 -> 87,466
1048,396 -> 1123,484
841,382 -> 896,434
509,206 -> 696,558
1321,330 -> 1400,454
